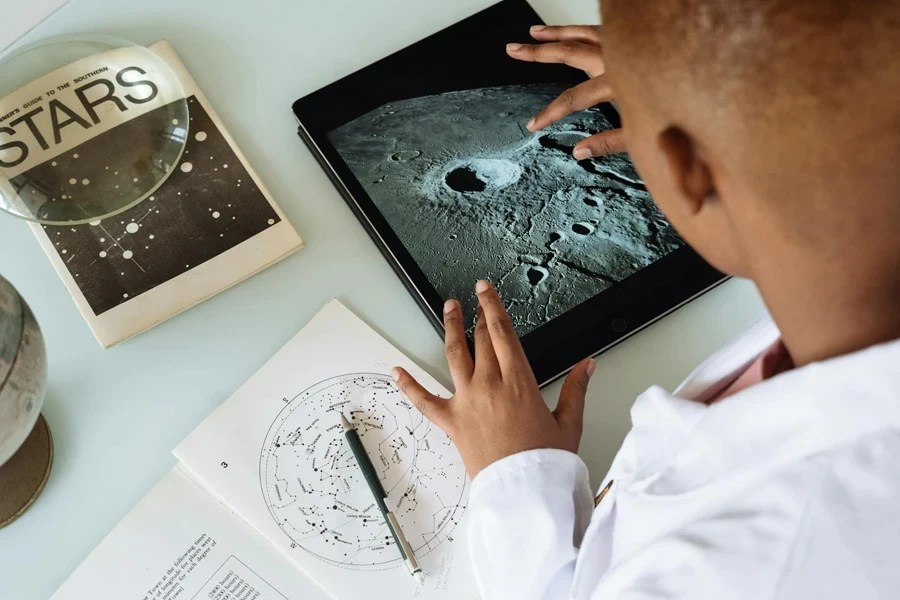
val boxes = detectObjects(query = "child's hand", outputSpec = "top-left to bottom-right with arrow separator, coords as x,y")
392,281 -> 596,478
507,25 -> 626,158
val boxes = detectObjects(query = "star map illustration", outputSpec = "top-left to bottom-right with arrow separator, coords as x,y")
259,373 -> 467,570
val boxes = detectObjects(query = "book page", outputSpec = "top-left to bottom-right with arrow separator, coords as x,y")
174,300 -> 478,600
51,466 -> 331,600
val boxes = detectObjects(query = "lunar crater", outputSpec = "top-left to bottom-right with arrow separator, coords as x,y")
572,222 -> 594,235
538,131 -> 588,154
527,265 -> 550,286
391,150 -> 421,162
442,158 -> 522,194
328,84 -> 685,336
445,166 -> 485,192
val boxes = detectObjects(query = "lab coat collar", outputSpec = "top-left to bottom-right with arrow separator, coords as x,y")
623,315 -> 900,494
674,313 -> 782,403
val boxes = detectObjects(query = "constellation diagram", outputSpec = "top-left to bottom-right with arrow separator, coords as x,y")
259,373 -> 466,570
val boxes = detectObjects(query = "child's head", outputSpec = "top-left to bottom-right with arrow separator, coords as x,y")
600,0 -> 900,277
599,0 -> 900,362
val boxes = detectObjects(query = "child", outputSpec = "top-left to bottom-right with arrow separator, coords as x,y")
393,1 -> 900,598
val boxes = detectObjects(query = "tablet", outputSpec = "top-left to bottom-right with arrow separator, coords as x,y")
293,0 -> 726,386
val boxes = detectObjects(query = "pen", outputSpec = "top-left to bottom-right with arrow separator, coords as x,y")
341,413 -> 425,585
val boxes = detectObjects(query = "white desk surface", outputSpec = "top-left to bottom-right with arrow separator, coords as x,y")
0,0 -> 765,598
0,0 -> 69,53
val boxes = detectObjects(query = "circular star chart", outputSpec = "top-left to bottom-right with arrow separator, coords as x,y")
260,373 -> 466,569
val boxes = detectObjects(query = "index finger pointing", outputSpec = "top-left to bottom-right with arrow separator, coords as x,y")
531,76 -> 614,131
474,280 -> 528,369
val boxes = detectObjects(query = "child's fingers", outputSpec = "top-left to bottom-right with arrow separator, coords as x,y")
529,24 -> 603,47
506,41 -> 602,73
474,280 -> 529,374
574,129 -> 628,159
552,358 -> 595,452
392,367 -> 451,431
472,305 -> 501,378
443,299 -> 474,384
528,76 -> 614,132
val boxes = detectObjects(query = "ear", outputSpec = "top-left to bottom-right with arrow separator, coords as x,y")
652,124 -> 750,277
657,126 -> 715,215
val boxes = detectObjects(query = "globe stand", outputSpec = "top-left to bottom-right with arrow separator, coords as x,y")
0,415 -> 53,529
0,34 -> 189,527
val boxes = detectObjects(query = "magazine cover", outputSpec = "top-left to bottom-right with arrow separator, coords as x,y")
1,41 -> 303,347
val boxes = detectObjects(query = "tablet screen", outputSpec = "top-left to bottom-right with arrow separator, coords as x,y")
327,86 -> 684,337
293,0 -> 725,385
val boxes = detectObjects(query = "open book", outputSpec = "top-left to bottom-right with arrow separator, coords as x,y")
51,301 -> 479,600
2,41 -> 303,347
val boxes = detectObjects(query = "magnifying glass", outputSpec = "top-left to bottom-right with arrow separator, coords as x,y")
0,34 -> 189,225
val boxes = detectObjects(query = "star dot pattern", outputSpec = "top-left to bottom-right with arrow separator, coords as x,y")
37,96 -> 282,315
261,373 -> 466,570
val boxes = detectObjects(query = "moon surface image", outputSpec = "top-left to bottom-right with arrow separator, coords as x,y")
329,84 -> 684,335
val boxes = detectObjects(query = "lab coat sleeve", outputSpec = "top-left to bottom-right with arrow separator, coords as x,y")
467,449 -> 594,600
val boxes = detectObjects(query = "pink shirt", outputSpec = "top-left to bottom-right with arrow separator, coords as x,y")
708,338 -> 794,404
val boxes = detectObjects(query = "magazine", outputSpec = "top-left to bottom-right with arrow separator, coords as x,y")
0,41 -> 303,347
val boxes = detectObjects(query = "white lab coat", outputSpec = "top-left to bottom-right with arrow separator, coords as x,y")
467,315 -> 900,599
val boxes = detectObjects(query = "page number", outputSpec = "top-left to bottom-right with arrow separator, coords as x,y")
221,462 -> 228,469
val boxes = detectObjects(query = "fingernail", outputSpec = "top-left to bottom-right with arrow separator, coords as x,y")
586,359 -> 596,378
574,147 -> 592,160
526,118 -> 536,131
475,280 -> 491,293
391,368 -> 401,382
506,43 -> 523,52
530,25 -> 546,33
444,299 -> 459,314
